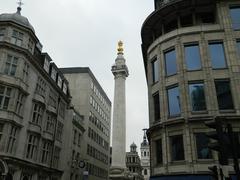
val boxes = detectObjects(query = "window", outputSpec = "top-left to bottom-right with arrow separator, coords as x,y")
28,39 -> 34,53
170,135 -> 184,161
57,76 -> 62,88
188,83 -> 206,111
237,41 -> 240,57
15,91 -> 24,115
11,30 -> 23,46
7,125 -> 17,153
41,139 -> 52,164
43,58 -> 50,73
22,62 -> 29,83
156,139 -> 162,164
0,123 -> 3,143
195,133 -> 212,159
35,77 -> 46,98
53,147 -> 61,168
4,55 -> 18,76
56,122 -> 63,141
180,14 -> 193,27
45,113 -> 56,133
0,85 -> 11,110
167,86 -> 181,116
215,80 -> 234,110
152,58 -> 159,83
32,103 -> 44,125
185,44 -> 201,70
51,68 -> 57,81
0,28 -> 5,41
63,83 -> 67,94
153,92 -> 160,121
209,42 -> 227,69
48,89 -> 57,109
73,129 -> 77,144
165,49 -> 177,76
144,169 -> 148,175
230,6 -> 240,30
78,133 -> 81,146
59,101 -> 65,118
26,134 -> 39,159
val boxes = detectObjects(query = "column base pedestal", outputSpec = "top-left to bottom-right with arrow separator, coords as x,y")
109,166 -> 133,180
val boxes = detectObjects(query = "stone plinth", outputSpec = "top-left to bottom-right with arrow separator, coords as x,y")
109,166 -> 133,180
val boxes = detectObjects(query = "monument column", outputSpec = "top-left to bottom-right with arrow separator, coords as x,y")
110,41 -> 131,180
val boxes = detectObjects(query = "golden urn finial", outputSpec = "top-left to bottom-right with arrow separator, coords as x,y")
117,40 -> 124,54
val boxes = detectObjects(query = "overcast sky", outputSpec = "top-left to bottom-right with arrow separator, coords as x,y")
1,0 -> 153,153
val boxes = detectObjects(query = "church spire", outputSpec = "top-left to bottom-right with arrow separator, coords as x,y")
17,0 -> 24,15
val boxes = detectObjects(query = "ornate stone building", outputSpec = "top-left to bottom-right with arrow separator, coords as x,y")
126,143 -> 143,180
140,130 -> 150,180
141,0 -> 240,179
0,6 -> 85,180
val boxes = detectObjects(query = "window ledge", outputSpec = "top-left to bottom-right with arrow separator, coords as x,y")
219,109 -> 236,113
169,160 -> 186,165
191,110 -> 208,115
196,159 -> 214,164
165,73 -> 178,78
186,69 -> 202,72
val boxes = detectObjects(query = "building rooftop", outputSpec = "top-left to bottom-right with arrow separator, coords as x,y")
0,7 -> 35,32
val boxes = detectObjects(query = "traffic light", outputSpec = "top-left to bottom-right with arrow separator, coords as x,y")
208,165 -> 218,180
204,117 -> 228,165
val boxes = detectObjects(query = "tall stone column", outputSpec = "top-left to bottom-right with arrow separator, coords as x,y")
110,41 -> 131,180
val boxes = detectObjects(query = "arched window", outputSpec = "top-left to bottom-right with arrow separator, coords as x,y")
144,169 -> 148,175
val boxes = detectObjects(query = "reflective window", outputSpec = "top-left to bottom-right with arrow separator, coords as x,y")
209,42 -> 226,69
195,133 -> 212,159
155,139 -> 162,164
165,49 -> 177,76
152,58 -> 159,83
230,7 -> 240,30
215,80 -> 234,110
185,44 -> 201,70
189,83 -> 206,111
170,135 -> 184,161
153,92 -> 160,121
167,86 -> 181,116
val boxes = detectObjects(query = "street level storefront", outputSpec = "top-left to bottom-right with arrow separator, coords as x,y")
150,174 -> 238,180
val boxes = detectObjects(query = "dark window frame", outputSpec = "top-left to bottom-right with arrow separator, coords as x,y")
184,43 -> 202,71
164,48 -> 177,76
151,57 -> 159,84
188,82 -> 207,112
170,134 -> 185,161
214,79 -> 234,110
209,41 -> 227,69
153,92 -> 160,122
167,85 -> 181,117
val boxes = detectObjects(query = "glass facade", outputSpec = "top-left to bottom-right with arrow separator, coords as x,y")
230,7 -> 240,30
209,42 -> 226,69
152,58 -> 159,83
167,86 -> 181,116
153,92 -> 160,121
170,135 -> 184,161
215,80 -> 234,110
188,83 -> 206,111
165,49 -> 177,76
185,44 -> 201,70
195,133 -> 212,159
